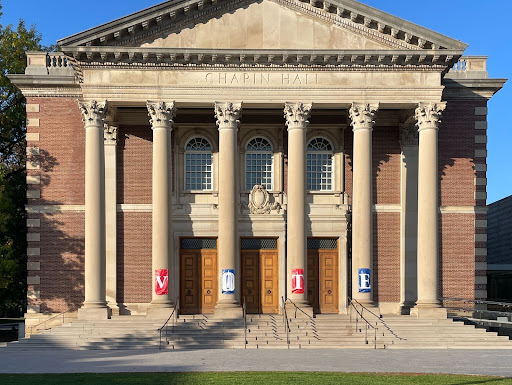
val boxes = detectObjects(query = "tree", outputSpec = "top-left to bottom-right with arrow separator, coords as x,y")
0,4 -> 43,317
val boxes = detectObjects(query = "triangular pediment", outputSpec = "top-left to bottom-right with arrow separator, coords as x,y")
58,0 -> 467,52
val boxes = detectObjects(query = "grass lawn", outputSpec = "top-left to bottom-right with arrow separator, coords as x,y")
1,372 -> 511,385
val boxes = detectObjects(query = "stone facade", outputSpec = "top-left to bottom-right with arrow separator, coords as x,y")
10,0 -> 506,320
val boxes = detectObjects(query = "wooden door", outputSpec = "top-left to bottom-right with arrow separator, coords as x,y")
242,250 -> 260,314
319,250 -> 339,313
307,250 -> 320,314
242,249 -> 279,314
307,248 -> 339,314
180,251 -> 199,314
180,250 -> 218,314
260,251 -> 278,314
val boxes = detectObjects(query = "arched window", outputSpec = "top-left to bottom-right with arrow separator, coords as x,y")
307,137 -> 333,191
245,137 -> 273,190
185,137 -> 213,190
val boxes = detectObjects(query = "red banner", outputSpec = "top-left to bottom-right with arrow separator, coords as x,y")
291,268 -> 305,294
155,269 -> 168,295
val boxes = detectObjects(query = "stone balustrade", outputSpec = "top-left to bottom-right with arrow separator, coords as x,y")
447,56 -> 488,79
25,51 -> 74,76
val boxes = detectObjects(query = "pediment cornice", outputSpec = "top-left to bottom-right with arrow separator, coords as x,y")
58,0 -> 467,51
63,47 -> 462,82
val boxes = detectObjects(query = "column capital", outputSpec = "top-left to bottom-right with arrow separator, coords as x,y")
284,102 -> 312,130
399,123 -> 418,147
215,102 -> 242,129
147,101 -> 176,129
103,124 -> 118,146
415,102 -> 446,131
349,102 -> 379,131
79,100 -> 107,127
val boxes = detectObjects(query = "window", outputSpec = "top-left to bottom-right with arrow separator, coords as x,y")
307,137 -> 333,191
245,137 -> 273,190
185,137 -> 213,190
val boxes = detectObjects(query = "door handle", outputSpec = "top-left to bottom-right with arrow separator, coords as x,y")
206,290 -> 211,295
328,290 -> 332,295
267,290 -> 272,295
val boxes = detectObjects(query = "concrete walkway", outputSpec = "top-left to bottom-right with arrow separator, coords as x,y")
0,349 -> 511,377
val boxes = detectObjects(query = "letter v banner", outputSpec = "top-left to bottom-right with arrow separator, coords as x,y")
155,269 -> 169,295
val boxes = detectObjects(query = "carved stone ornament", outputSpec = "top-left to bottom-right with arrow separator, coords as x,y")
214,102 -> 242,128
284,102 -> 312,129
147,101 -> 176,128
248,185 -> 282,214
399,123 -> 418,146
415,102 -> 445,131
104,124 -> 118,145
349,102 -> 379,131
79,100 -> 107,127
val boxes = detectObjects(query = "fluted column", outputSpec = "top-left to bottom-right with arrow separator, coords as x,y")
349,102 -> 379,306
284,102 -> 313,315
147,101 -> 175,318
412,102 -> 446,318
214,102 -> 243,319
78,100 -> 109,320
104,122 -> 119,314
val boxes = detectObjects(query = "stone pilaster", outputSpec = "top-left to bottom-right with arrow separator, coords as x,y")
104,120 -> 119,315
399,123 -> 419,311
214,102 -> 243,319
349,102 -> 379,306
147,101 -> 175,318
284,102 -> 313,316
78,100 -> 110,320
411,102 -> 447,319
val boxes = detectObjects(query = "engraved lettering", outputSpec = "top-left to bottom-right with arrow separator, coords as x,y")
261,73 -> 270,84
282,74 -> 290,85
205,73 -> 213,83
231,73 -> 240,84
293,74 -> 302,85
243,73 -> 250,84
219,72 -> 227,84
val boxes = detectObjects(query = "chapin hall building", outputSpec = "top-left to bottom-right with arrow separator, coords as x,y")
10,0 -> 506,323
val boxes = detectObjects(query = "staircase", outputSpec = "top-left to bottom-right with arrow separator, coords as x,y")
4,313 -> 512,350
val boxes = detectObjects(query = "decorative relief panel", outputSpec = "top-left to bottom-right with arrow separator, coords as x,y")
246,185 -> 282,214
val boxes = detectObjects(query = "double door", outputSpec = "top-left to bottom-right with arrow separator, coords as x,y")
241,249 -> 279,314
307,247 -> 339,314
180,249 -> 218,314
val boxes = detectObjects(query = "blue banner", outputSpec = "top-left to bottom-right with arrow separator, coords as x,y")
358,268 -> 371,293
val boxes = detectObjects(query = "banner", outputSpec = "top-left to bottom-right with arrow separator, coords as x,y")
291,268 -> 305,294
222,269 -> 235,294
155,269 -> 169,295
358,268 -> 371,293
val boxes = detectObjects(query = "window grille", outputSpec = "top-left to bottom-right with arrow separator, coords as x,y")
307,238 -> 338,250
307,137 -> 333,191
241,238 -> 278,250
245,137 -> 273,190
185,137 -> 213,190
181,238 -> 217,249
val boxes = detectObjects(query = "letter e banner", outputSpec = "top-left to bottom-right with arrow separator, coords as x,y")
291,268 -> 305,294
155,269 -> 169,295
358,268 -> 371,293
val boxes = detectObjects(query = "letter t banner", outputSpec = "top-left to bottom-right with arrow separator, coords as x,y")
155,269 -> 169,295
291,268 -> 305,294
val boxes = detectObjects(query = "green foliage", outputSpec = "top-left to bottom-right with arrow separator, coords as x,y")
0,4 -> 43,317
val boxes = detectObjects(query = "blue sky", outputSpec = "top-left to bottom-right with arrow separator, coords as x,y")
2,0 -> 510,203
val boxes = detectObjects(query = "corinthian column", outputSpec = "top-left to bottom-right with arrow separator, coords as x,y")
349,102 -> 379,306
78,100 -> 110,320
284,102 -> 313,316
411,102 -> 447,319
147,101 -> 175,318
214,102 -> 243,319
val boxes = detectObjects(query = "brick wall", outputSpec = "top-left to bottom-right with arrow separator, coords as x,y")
373,126 -> 401,205
116,212 -> 152,303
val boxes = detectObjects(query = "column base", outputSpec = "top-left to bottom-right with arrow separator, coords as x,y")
214,300 -> 243,319
146,307 -> 175,319
107,301 -> 120,316
78,306 -> 111,320
410,304 -> 447,319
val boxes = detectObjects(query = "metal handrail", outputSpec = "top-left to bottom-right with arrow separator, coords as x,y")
243,297 -> 247,349
157,297 -> 179,350
350,297 -> 406,342
29,309 -> 74,335
285,298 -> 314,322
281,296 -> 290,349
347,299 -> 377,349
